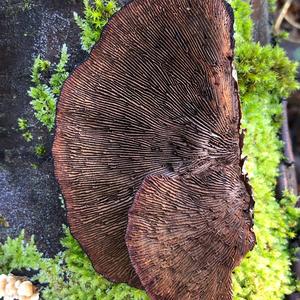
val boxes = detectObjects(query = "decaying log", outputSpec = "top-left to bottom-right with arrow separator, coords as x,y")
277,100 -> 298,196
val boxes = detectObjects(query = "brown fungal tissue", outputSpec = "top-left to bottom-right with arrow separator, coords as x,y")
53,0 -> 256,299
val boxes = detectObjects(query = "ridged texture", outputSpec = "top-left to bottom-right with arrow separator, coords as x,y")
53,0 -> 255,296
126,168 -> 255,300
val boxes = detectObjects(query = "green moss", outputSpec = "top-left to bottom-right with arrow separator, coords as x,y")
22,131 -> 33,142
49,44 -> 70,95
268,0 -> 277,13
0,231 -> 42,274
230,0 -> 253,44
17,118 -> 29,131
22,0 -> 32,11
0,228 -> 149,299
231,0 -> 300,299
27,44 -> 69,131
74,0 -> 118,52
17,118 -> 33,142
31,163 -> 39,170
34,144 -> 46,157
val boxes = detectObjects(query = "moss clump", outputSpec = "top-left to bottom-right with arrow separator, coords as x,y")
74,0 -> 118,52
268,0 -> 277,13
0,228 -> 149,299
34,144 -> 46,157
17,118 -> 33,142
0,232 -> 42,275
231,0 -> 300,299
28,44 -> 69,131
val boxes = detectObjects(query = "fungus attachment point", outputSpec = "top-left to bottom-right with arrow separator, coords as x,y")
126,170 -> 255,300
53,0 -> 255,296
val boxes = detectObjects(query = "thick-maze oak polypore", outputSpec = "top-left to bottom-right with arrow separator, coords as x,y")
53,0 -> 256,298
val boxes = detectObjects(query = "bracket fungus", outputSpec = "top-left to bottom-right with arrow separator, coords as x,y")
53,0 -> 255,298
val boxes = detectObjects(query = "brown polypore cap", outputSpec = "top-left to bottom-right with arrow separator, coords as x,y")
126,168 -> 255,300
53,0 -> 255,294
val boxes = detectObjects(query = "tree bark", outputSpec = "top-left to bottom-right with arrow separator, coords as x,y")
251,0 -> 271,45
